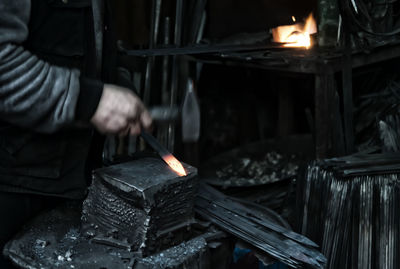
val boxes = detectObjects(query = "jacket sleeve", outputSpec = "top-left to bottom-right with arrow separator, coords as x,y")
0,0 -> 88,133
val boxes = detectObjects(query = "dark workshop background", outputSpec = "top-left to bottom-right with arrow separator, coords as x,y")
110,0 -> 400,163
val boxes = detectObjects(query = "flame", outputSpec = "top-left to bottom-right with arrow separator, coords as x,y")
163,154 -> 187,176
272,13 -> 317,49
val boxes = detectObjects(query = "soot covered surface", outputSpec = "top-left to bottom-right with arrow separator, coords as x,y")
82,158 -> 198,256
3,203 -> 209,269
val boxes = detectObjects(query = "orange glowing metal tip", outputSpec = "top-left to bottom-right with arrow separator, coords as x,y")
140,130 -> 187,177
163,154 -> 187,176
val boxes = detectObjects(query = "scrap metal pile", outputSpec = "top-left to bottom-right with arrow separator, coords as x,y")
201,136 -> 312,226
297,153 -> 400,269
201,136 -> 312,188
195,184 -> 326,269
214,151 -> 299,187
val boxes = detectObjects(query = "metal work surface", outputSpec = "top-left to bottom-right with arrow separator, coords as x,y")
93,158 -> 196,194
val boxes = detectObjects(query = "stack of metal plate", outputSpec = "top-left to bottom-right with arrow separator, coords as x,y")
82,158 -> 198,256
297,153 -> 400,269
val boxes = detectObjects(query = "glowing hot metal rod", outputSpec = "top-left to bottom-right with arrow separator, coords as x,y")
140,131 -> 187,176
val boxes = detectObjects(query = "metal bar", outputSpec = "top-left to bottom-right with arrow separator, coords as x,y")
189,0 -> 207,44
161,17 -> 171,105
333,89 -> 346,156
157,17 -> 171,147
153,0 -> 162,46
140,130 -> 171,157
315,72 -> 335,158
174,0 -> 183,46
143,0 -> 163,105
196,11 -> 207,44
185,43 -> 400,75
342,30 -> 355,154
123,43 -> 283,57
167,0 -> 184,152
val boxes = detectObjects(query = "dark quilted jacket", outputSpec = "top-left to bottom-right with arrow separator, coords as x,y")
0,0 -> 113,198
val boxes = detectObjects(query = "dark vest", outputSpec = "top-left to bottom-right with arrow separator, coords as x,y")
0,0 -> 116,199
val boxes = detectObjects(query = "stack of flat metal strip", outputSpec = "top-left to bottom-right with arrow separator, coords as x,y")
82,158 -> 198,256
297,153 -> 400,269
195,184 -> 326,269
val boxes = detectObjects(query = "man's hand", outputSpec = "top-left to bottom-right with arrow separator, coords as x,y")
90,84 -> 152,135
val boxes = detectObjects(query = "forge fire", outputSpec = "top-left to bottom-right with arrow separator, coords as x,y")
272,13 -> 317,49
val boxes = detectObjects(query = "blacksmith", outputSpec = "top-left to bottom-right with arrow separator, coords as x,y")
0,0 -> 152,267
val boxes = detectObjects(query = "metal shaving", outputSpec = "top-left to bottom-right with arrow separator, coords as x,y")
215,151 -> 299,186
